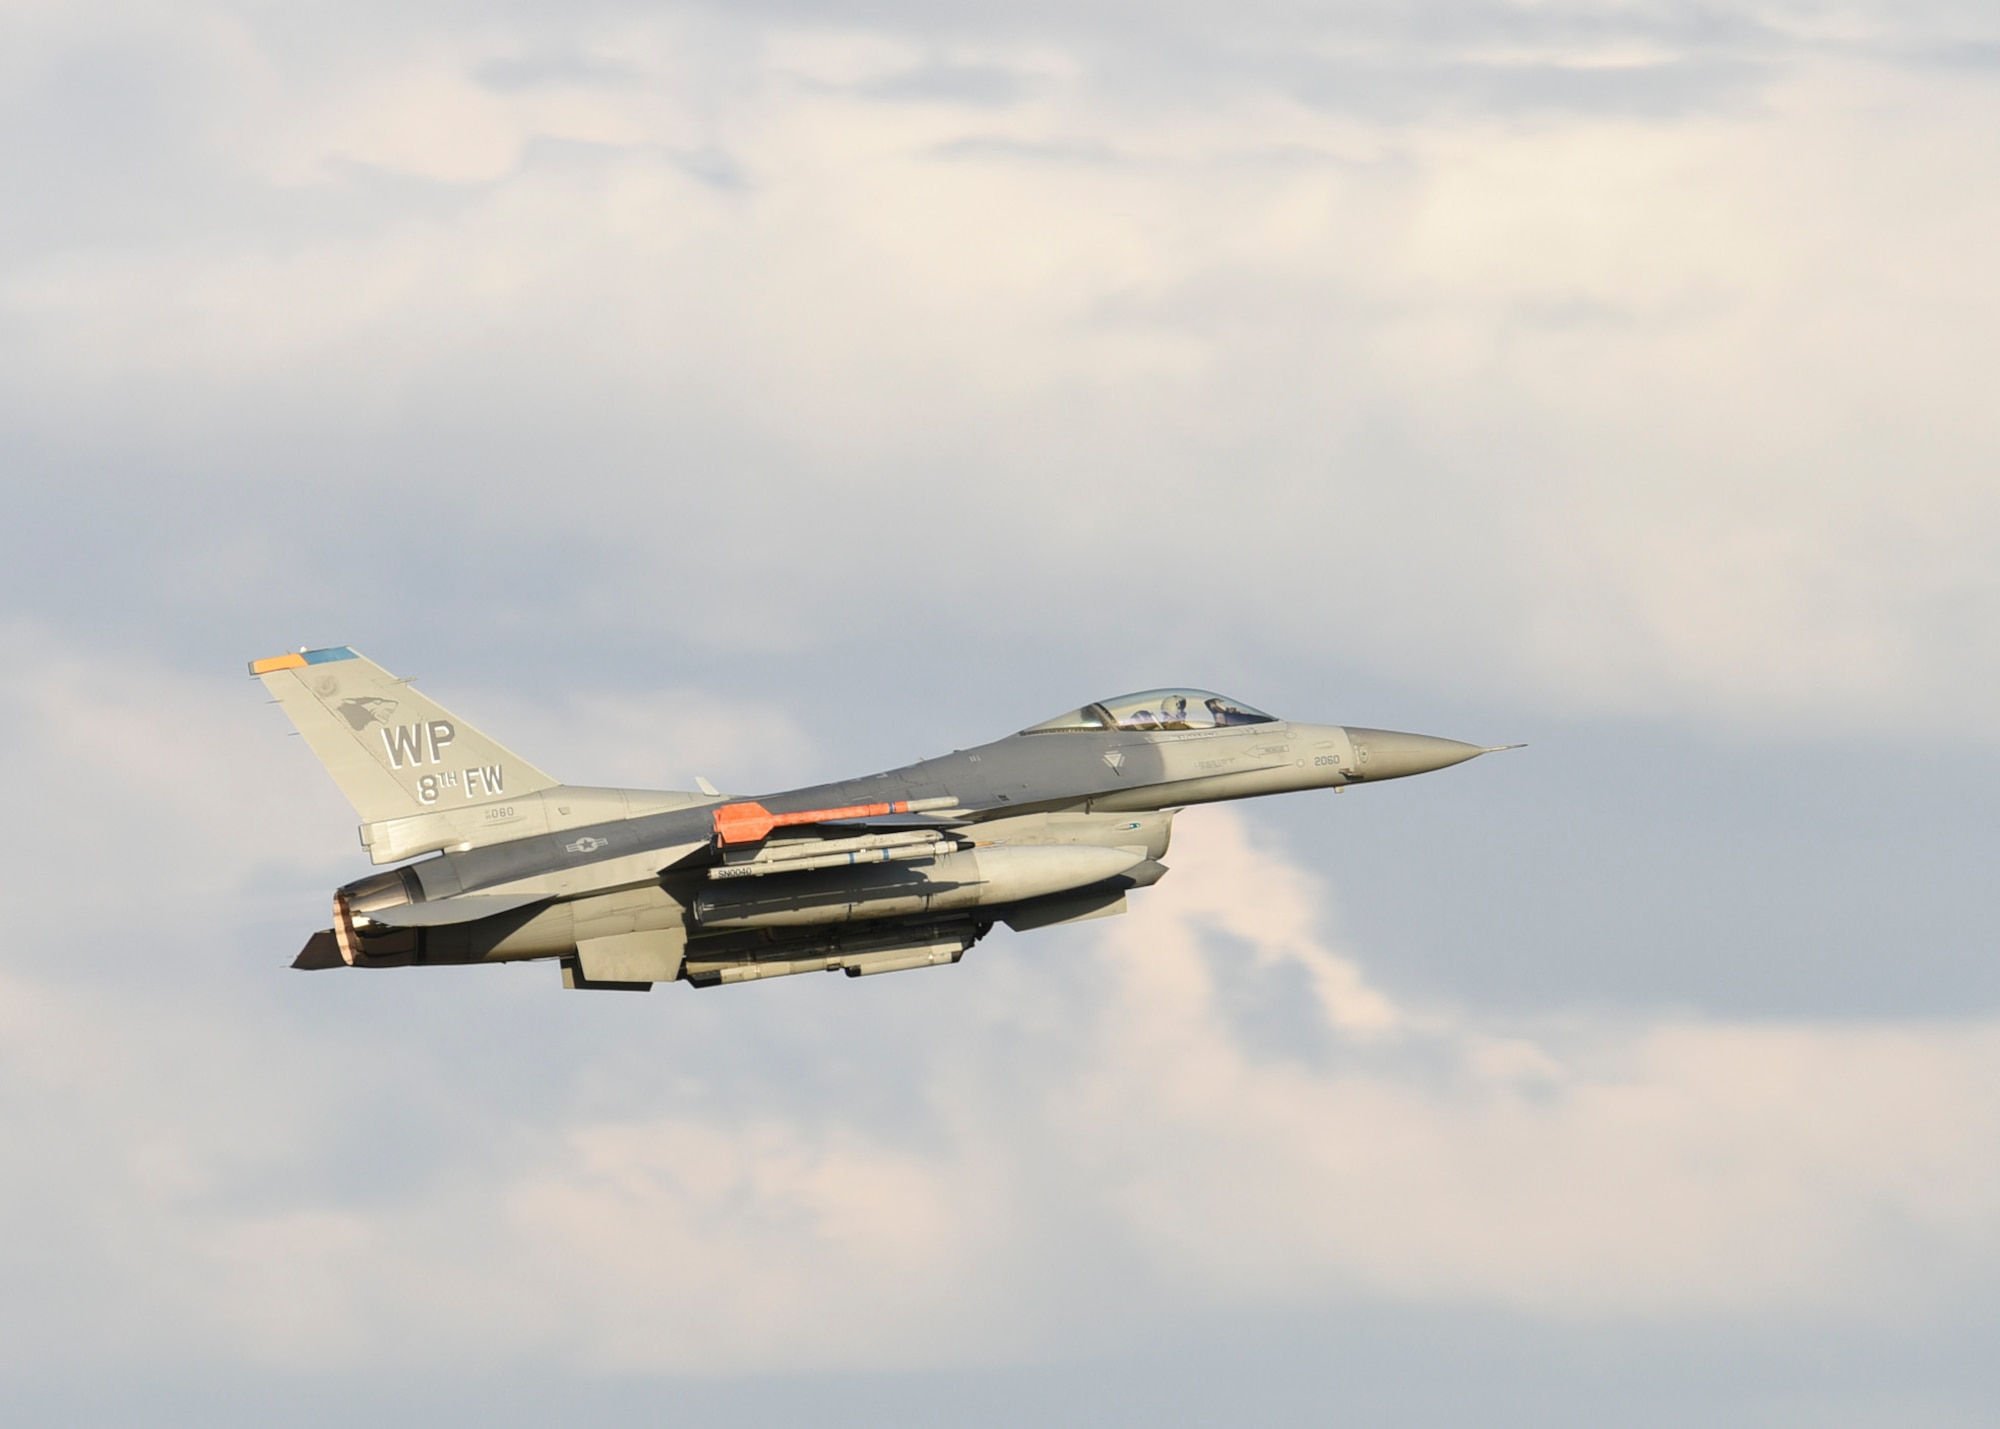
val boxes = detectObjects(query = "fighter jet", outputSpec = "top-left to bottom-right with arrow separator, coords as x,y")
255,647 -> 1515,990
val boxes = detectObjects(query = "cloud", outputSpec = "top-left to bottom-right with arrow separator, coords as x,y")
3,8 -> 1999,743
0,621 -> 353,939
1,3 -> 1997,1416
0,646 -> 1991,1380
465,683 -> 820,795
1009,811 -> 2000,1323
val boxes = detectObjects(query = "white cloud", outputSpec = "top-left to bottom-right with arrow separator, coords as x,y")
0,710 -> 1992,1378
0,622 -> 352,935
469,684 -> 820,795
1024,811 -> 2000,1322
3,13 -> 1996,737
0,8 -> 1998,1405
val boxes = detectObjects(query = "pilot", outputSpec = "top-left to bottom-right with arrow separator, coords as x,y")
1165,695 -> 1189,728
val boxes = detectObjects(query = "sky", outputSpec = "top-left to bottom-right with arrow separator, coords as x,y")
2,0 -> 1999,1423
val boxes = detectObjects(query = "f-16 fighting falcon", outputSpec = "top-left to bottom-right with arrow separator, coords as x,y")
255,647 -> 1517,991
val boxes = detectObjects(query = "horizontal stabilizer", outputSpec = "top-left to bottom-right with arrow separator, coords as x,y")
293,930 -> 344,970
361,893 -> 550,928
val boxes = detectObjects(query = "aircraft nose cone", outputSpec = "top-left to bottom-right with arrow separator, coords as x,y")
1343,727 -> 1490,781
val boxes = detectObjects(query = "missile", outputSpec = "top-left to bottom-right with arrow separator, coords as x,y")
712,796 -> 961,846
694,843 -> 1146,931
709,835 -> 962,880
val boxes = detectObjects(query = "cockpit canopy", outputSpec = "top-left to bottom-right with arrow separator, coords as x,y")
1022,689 -> 1278,734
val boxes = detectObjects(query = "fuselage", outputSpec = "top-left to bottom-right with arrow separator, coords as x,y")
326,709 -> 1491,985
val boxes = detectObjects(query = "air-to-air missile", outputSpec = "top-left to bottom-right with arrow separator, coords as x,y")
253,647 -> 1518,991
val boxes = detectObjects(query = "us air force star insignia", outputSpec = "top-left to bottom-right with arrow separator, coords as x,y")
564,836 -> 609,854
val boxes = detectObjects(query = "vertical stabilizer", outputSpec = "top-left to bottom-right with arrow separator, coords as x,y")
250,647 -> 557,824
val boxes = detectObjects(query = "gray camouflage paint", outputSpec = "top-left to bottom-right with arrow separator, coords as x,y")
258,649 -> 1502,989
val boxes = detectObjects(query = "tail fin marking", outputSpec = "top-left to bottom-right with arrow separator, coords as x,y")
251,646 -> 558,826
